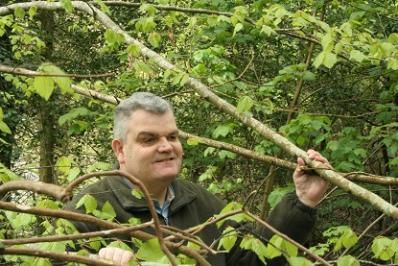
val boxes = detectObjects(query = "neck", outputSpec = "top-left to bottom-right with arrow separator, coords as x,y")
148,183 -> 169,206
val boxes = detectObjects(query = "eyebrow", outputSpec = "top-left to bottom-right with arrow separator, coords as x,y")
137,130 -> 179,137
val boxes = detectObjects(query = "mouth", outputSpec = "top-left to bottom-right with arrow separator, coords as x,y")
154,157 -> 175,163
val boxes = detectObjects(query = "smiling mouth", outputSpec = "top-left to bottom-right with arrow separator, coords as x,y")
155,157 -> 175,163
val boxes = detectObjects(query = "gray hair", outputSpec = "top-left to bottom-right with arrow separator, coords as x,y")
113,92 -> 173,141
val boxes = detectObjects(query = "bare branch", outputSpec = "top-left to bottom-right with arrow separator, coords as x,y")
0,247 -> 118,266
0,64 -> 115,78
2,221 -> 153,246
0,180 -> 67,201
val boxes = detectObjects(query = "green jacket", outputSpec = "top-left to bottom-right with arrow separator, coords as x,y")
64,176 -> 316,265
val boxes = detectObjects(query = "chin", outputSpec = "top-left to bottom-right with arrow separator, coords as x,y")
155,173 -> 178,182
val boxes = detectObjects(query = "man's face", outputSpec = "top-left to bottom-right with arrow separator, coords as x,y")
114,109 -> 183,186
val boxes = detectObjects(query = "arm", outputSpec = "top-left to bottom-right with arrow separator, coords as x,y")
227,150 -> 330,266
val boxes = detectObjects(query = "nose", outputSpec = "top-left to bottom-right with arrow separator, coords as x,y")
158,137 -> 173,152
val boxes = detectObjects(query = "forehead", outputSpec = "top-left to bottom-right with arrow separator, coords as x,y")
127,109 -> 178,135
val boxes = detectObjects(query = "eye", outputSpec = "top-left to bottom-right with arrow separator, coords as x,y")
141,137 -> 157,145
168,134 -> 178,141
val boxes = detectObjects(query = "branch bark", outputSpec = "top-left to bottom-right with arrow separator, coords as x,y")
0,247 -> 118,266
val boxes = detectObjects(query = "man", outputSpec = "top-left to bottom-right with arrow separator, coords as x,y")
65,92 -> 329,265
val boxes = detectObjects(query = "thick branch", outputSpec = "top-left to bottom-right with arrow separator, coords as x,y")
0,247 -> 118,266
0,65 -> 114,78
0,180 -> 67,201
2,221 -> 153,246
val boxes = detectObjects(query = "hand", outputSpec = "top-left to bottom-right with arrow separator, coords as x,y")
96,247 -> 134,266
293,149 -> 331,208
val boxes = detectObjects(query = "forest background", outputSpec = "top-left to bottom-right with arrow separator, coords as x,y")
0,0 -> 398,265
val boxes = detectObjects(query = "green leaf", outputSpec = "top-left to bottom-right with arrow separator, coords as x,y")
127,44 -> 141,57
187,137 -> 200,145
28,6 -> 37,19
128,217 -> 141,225
11,213 -> 36,230
240,234 -> 268,264
40,64 -> 73,94
55,156 -> 72,174
260,25 -> 276,36
108,240 -> 132,251
287,256 -> 313,266
33,76 -> 55,101
372,236 -> 395,261
233,23 -> 243,37
0,121 -> 11,134
236,96 -> 254,114
104,29 -> 125,49
37,199 -> 59,209
141,17 -> 157,33
268,186 -> 294,208
94,0 -> 111,15
323,52 -> 338,68
67,167 -> 80,182
58,107 -> 89,126
0,241 -> 4,250
269,235 -> 298,257
139,4 -> 157,16
337,255 -> 360,266
75,194 -> 97,214
218,150 -> 236,160
94,201 -> 116,220
216,202 -> 252,227
0,162 -> 21,182
387,58 -> 398,70
131,188 -> 144,199
350,50 -> 367,63
14,7 -> 25,19
212,124 -> 233,138
218,226 -> 238,251
148,32 -> 161,48
313,51 -> 325,68
136,238 -> 167,262
61,0 -> 74,13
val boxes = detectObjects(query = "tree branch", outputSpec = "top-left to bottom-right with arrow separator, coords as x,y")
0,247 -> 117,266
0,64 -> 115,78
1,221 -> 153,246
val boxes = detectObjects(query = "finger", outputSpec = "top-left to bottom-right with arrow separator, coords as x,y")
99,247 -> 116,261
307,150 -> 330,164
294,157 -> 305,177
120,251 -> 133,265
112,248 -> 124,264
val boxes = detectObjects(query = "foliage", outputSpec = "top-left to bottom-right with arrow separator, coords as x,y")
0,0 -> 398,265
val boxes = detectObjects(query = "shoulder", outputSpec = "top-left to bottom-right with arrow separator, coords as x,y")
65,176 -> 125,208
173,179 -> 226,211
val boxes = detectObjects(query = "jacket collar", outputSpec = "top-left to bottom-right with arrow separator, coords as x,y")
106,176 -> 197,213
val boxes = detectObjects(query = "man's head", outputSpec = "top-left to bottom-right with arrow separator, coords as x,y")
112,92 -> 183,187
113,92 -> 173,142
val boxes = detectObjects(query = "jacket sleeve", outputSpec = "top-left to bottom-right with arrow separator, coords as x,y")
226,192 -> 317,266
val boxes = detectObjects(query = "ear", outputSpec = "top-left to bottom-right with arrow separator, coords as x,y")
112,139 -> 125,165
